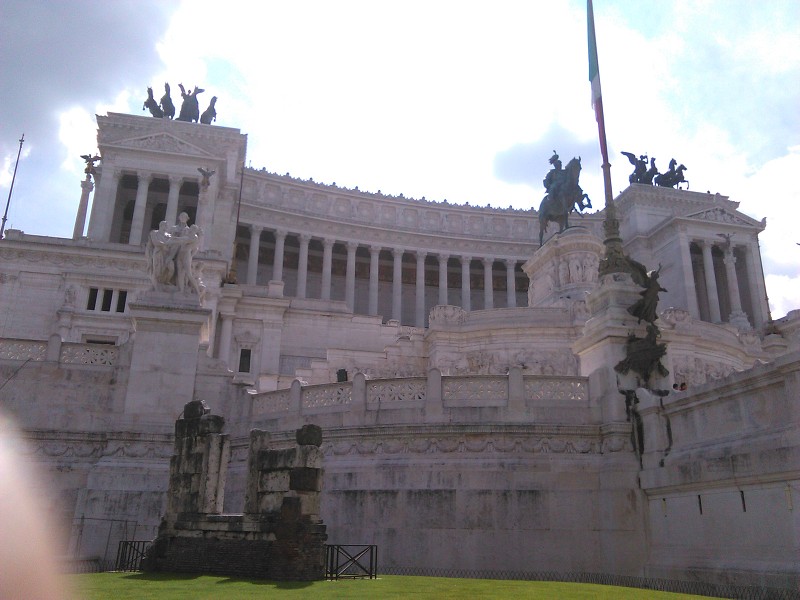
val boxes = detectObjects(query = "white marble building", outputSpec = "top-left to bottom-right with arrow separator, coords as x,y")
0,112 -> 797,589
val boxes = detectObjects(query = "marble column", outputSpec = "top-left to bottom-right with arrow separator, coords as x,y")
392,248 -> 404,321
128,171 -> 152,245
297,234 -> 310,298
678,231 -> 700,319
165,175 -> 183,227
272,230 -> 286,282
700,241 -> 721,322
744,240 -> 767,329
461,256 -> 472,312
505,259 -> 517,308
73,177 -> 94,239
415,251 -> 426,327
723,248 -> 743,314
321,238 -> 334,301
483,258 -> 494,310
247,225 -> 263,285
368,246 -> 381,315
218,313 -> 234,365
345,242 -> 358,311
87,167 -> 119,241
438,254 -> 450,306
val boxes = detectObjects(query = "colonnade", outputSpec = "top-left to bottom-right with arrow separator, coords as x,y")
242,225 -> 523,327
689,238 -> 762,328
89,169 -> 201,244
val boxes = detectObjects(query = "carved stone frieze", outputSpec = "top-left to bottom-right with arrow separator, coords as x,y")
106,133 -> 216,158
442,377 -> 506,402
672,356 -> 738,386
319,434 -> 612,456
428,305 -> 467,326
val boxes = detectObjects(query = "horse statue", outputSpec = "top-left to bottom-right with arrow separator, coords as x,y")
177,84 -> 205,122
160,83 -> 175,119
538,156 -> 591,246
200,96 -> 218,125
143,87 -> 163,118
654,158 -> 688,189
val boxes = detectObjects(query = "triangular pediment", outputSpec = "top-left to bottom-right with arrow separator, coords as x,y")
685,206 -> 758,227
104,132 -> 215,158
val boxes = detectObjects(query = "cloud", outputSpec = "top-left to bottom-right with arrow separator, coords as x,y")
0,0 -> 174,234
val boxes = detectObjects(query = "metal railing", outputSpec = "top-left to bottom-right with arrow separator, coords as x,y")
325,545 -> 378,580
114,541 -> 152,572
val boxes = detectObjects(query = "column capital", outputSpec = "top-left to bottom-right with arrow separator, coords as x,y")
137,171 -> 153,184
299,233 -> 312,244
369,245 -> 382,255
346,241 -> 359,252
504,258 -> 517,268
274,229 -> 287,240
168,174 -> 184,186
438,253 -> 450,262
392,247 -> 405,258
482,257 -> 495,267
323,238 -> 336,249
249,224 -> 263,235
461,255 -> 473,264
415,250 -> 427,260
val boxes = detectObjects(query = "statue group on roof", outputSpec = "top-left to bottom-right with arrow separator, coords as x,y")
143,83 -> 218,125
622,151 -> 688,189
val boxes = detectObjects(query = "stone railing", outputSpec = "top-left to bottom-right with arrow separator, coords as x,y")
60,343 -> 118,366
0,337 -> 118,367
250,370 -> 593,425
0,339 -> 47,361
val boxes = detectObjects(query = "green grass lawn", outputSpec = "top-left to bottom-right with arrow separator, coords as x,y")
70,573 -> 712,599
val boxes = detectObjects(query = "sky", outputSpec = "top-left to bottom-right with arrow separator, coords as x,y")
0,0 -> 798,318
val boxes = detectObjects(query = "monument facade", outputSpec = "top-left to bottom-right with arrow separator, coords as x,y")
0,111 -> 797,590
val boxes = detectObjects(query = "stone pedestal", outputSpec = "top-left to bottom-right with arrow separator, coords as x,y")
124,291 -> 211,423
522,228 -> 603,309
573,273 -> 645,424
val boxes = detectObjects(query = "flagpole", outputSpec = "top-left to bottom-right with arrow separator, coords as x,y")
588,0 -> 627,276
1,134 -> 25,239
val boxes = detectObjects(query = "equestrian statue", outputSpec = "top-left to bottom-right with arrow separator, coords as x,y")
622,151 -> 688,189
538,151 -> 591,246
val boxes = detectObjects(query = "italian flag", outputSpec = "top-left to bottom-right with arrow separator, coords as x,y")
588,0 -> 609,164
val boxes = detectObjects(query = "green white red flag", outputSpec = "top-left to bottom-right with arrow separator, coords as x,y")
588,0 -> 609,164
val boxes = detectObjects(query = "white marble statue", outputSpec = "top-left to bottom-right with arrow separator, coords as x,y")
145,213 -> 205,294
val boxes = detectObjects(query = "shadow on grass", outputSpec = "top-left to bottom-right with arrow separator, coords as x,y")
121,572 -> 204,582
121,572 -> 314,589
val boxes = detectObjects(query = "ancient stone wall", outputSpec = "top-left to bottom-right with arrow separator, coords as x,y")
144,405 -> 326,580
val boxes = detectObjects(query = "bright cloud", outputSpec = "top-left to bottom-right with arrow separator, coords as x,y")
2,0 -> 798,317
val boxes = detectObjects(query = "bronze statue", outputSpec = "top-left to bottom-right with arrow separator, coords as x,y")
538,151 -> 591,246
160,83 -> 175,119
654,158 -> 688,189
627,264 -> 667,324
177,84 -> 205,122
200,96 -> 217,125
621,151 -> 648,184
614,323 -> 669,387
641,157 -> 658,184
143,87 -> 164,118
197,167 -> 216,188
80,154 -> 101,180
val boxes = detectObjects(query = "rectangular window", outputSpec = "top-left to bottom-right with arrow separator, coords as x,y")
87,287 -> 99,310
238,348 -> 252,373
101,289 -> 113,311
116,290 -> 128,313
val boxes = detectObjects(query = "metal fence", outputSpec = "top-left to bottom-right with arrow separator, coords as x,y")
382,567 -> 800,600
325,545 -> 378,580
114,541 -> 152,572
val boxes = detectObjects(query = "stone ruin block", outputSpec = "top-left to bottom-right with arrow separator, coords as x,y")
145,408 -> 327,580
165,400 -> 229,518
